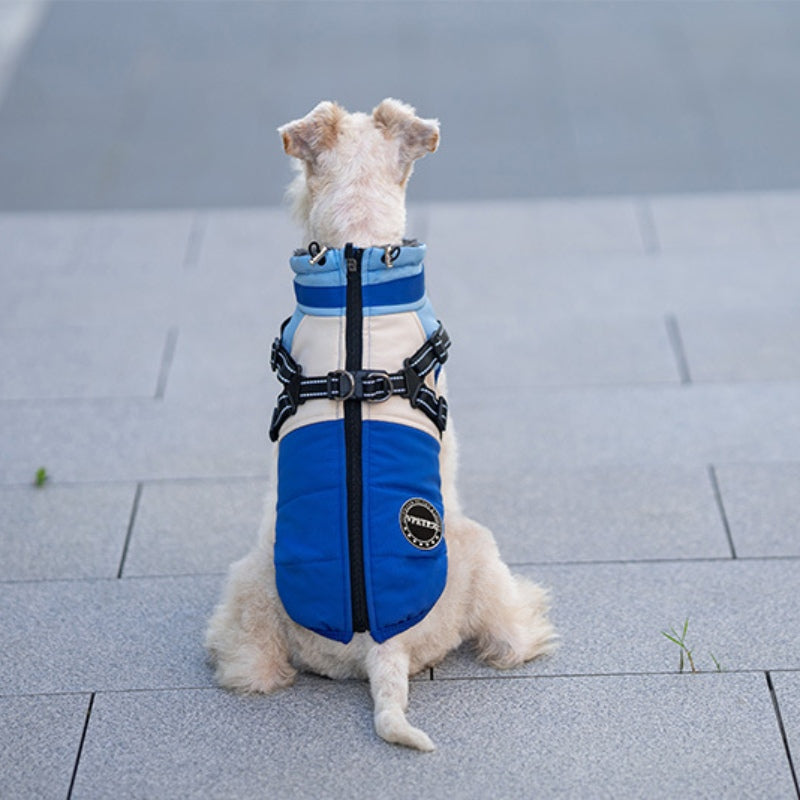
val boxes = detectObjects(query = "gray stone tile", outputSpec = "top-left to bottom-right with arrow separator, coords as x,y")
427,197 -> 644,255
194,208 -> 297,273
0,213 -> 88,271
427,239 -> 800,343
649,248 -> 800,315
715,463 -> 800,558
0,396 -> 270,485
1,265 -> 181,328
648,193 -> 767,250
75,211 -> 193,272
452,383 -> 800,476
175,210 -> 297,333
0,326 -> 167,400
0,211 -> 190,326
123,479 -> 265,577
0,211 -> 192,272
772,671 -> 800,778
0,575 -> 219,694
677,309 -> 800,383
175,275 -> 293,348
71,674 -> 794,799
460,465 -> 729,564
0,693 -> 89,800
759,191 -> 800,247
0,483 -> 136,580
448,314 -> 678,393
165,323 -> 273,401
423,673 -> 792,798
426,248 -> 662,332
434,560 -> 800,679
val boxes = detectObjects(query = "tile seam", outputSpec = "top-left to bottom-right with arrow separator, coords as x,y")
182,212 -> 207,270
635,196 -> 660,254
116,483 -> 143,579
766,671 -> 800,799
429,669 -> 771,684
708,464 -> 737,559
5,670 -> 800,701
154,326 -> 179,400
507,554 -> 800,568
665,313 -> 692,385
66,691 -> 94,800
3,554 -> 800,588
0,474 -> 271,490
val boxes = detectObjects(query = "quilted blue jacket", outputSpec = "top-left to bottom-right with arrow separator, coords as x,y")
271,242 -> 449,644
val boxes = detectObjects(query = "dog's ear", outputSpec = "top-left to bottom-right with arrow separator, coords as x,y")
372,98 -> 439,174
278,101 -> 346,163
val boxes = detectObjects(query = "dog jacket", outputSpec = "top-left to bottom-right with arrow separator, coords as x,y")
269,242 -> 450,644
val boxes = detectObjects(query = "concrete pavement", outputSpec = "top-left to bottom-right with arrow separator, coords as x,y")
2,192 -> 800,797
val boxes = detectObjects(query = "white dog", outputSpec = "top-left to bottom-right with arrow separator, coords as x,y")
205,99 -> 556,751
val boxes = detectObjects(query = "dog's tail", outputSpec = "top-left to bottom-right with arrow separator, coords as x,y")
366,642 -> 435,752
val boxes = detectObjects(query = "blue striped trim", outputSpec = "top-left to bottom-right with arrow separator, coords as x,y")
296,297 -> 427,318
294,270 -> 425,310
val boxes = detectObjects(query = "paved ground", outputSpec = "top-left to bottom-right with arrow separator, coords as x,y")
2,2 -> 800,799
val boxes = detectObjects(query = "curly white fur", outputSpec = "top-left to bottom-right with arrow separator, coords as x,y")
206,99 -> 557,751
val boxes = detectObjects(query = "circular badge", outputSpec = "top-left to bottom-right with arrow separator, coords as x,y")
399,498 -> 443,550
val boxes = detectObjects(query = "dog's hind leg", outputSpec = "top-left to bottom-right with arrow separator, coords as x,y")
366,641 -> 435,752
475,566 -> 558,669
458,516 -> 558,669
205,546 -> 297,694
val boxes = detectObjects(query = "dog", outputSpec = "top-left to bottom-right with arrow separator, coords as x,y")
205,99 -> 556,751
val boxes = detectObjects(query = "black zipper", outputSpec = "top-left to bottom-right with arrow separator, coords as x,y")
344,243 -> 369,633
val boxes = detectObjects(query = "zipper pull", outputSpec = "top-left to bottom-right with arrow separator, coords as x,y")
345,243 -> 359,273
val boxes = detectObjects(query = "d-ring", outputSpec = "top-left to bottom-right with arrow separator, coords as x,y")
327,369 -> 355,400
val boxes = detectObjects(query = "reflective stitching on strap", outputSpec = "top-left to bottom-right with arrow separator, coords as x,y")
405,325 -> 450,377
268,323 -> 451,442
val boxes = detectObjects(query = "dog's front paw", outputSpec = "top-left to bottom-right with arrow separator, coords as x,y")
374,709 -> 436,752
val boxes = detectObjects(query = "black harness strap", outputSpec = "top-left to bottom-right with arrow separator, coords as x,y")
269,324 -> 451,442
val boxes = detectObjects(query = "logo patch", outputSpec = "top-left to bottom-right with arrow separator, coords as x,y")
399,498 -> 443,550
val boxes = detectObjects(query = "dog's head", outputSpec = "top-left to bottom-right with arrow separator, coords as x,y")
279,99 -> 439,248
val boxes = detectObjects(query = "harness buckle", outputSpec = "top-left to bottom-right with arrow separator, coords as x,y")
285,374 -> 302,410
435,396 -> 449,431
269,338 -> 281,373
402,359 -> 424,407
431,328 -> 450,363
327,370 -> 355,401
362,371 -> 393,403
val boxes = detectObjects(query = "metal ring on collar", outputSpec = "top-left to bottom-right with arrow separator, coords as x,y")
327,369 -> 355,401
363,371 -> 393,403
308,241 -> 329,266
381,245 -> 402,268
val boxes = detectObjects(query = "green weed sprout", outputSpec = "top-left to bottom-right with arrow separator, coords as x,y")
34,467 -> 48,488
662,617 -> 722,673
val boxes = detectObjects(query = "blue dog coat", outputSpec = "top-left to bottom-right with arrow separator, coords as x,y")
269,242 -> 450,644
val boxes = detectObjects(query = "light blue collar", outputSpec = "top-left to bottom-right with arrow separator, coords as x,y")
290,242 -> 426,276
